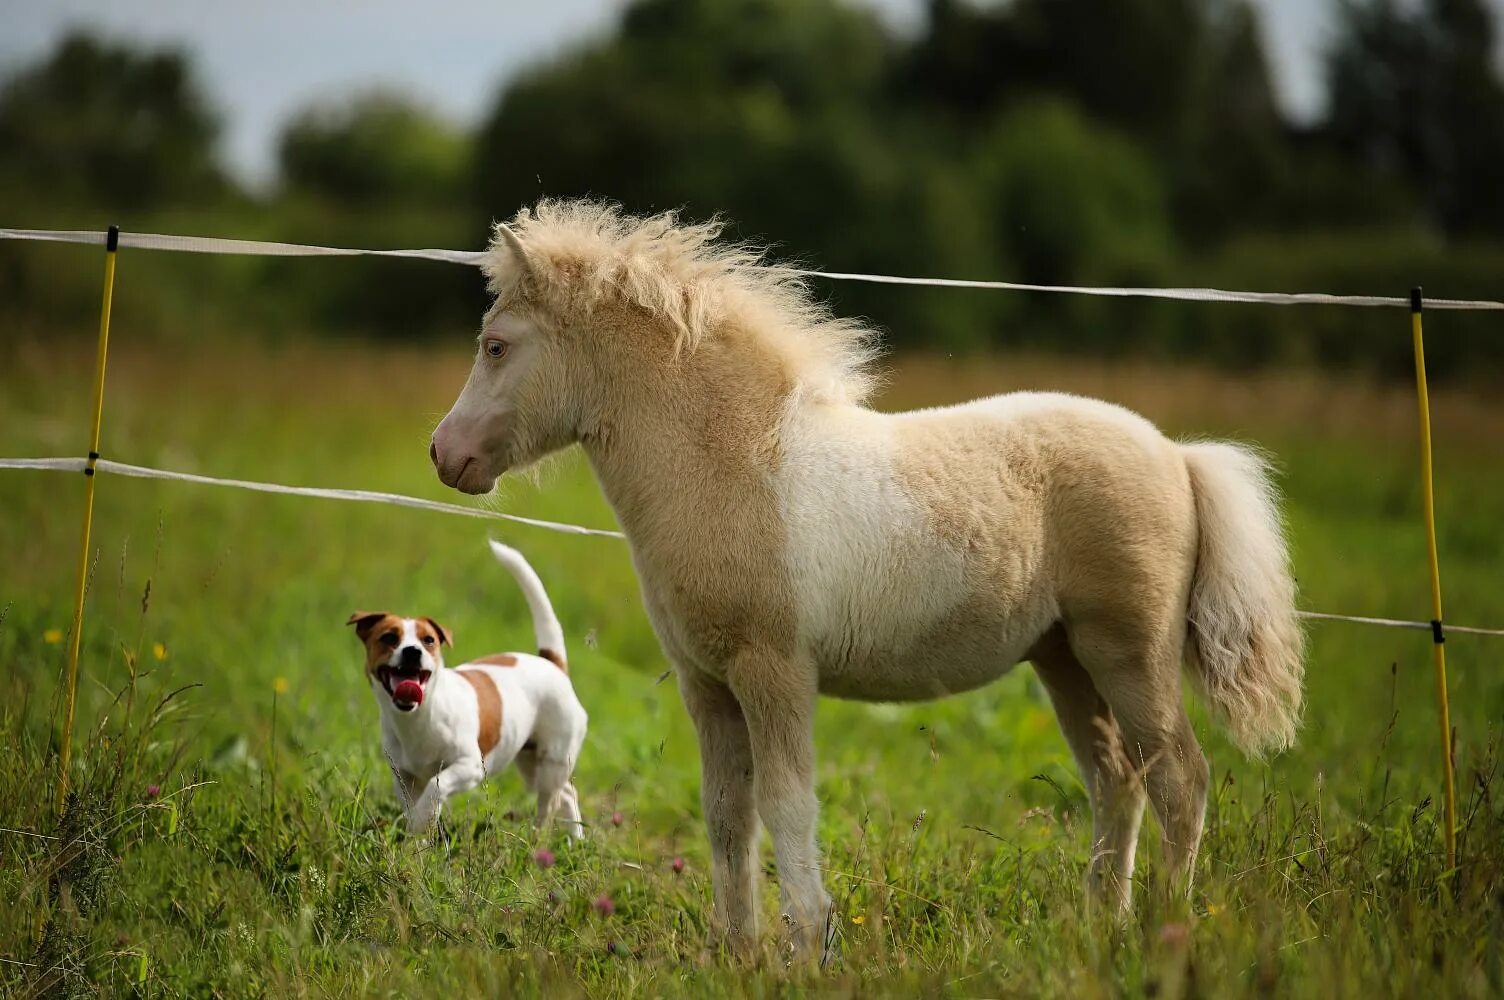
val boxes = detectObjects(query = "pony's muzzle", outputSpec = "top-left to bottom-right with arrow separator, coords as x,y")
431,425 -> 492,494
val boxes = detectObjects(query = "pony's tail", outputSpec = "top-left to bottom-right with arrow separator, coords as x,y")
488,539 -> 568,672
1180,442 -> 1305,756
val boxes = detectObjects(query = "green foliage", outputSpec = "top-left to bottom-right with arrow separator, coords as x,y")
4,2 -> 1504,374
900,0 -> 1207,140
474,0 -> 974,345
0,31 -> 226,209
279,92 -> 470,207
1327,0 -> 1504,235
974,99 -> 1174,287
0,200 -> 489,342
1188,228 -> 1504,378
475,0 -> 891,217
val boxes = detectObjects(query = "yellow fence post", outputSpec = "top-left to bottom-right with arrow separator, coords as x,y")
54,224 -> 119,813
1409,286 -> 1457,873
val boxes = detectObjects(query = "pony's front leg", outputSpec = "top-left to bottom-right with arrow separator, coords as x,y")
727,652 -> 832,961
679,668 -> 761,954
407,756 -> 485,835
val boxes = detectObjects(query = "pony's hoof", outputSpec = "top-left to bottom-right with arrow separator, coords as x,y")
704,923 -> 759,964
778,908 -> 837,965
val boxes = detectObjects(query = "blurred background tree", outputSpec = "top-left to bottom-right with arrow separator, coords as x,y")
1326,0 -> 1504,236
1,1 -> 1501,376
279,92 -> 469,208
0,32 -> 226,209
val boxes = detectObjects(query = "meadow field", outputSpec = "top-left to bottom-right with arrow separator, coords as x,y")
1,331 -> 1501,997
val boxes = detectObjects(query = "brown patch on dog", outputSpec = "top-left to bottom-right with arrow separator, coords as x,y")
347,610 -> 391,642
347,611 -> 405,674
417,617 -> 452,647
458,669 -> 503,756
474,652 -> 519,667
538,647 -> 568,672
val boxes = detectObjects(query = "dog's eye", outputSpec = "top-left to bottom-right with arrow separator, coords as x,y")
421,635 -> 435,646
380,633 -> 399,647
484,338 -> 509,359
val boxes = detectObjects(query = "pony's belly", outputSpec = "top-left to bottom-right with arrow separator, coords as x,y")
815,654 -> 1020,701
811,615 -> 1044,703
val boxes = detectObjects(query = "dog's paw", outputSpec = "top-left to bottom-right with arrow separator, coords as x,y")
404,790 -> 445,835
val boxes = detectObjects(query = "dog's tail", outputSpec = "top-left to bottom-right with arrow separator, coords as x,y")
1181,442 -> 1305,757
488,539 -> 568,672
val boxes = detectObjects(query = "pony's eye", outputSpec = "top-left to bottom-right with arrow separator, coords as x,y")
485,339 -> 509,359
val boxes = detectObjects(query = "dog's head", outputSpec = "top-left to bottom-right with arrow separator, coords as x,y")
347,612 -> 452,713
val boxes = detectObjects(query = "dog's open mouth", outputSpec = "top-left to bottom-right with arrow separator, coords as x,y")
377,666 -> 432,711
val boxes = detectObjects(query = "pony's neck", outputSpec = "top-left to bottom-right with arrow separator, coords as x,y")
580,335 -> 796,546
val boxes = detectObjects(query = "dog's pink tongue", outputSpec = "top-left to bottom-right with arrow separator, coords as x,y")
394,679 -> 424,706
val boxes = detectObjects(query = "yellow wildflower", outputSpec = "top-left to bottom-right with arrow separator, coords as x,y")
273,676 -> 290,695
43,628 -> 63,644
851,914 -> 866,925
152,642 -> 168,661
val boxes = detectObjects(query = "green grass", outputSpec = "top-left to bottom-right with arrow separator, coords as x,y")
1,338 -> 1501,997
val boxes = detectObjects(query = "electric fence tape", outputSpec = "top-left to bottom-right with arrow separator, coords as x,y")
2,455 -> 1501,638
4,227 -> 1503,310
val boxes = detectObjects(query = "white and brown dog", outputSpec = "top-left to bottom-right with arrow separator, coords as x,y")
348,540 -> 587,837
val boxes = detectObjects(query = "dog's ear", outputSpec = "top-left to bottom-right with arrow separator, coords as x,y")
346,611 -> 387,642
422,618 -> 453,647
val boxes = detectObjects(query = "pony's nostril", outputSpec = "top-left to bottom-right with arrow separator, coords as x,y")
429,440 -> 439,467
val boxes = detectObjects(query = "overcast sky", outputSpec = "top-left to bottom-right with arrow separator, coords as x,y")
0,0 -> 1484,189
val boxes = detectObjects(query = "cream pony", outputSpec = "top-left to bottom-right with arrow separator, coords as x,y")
430,200 -> 1304,956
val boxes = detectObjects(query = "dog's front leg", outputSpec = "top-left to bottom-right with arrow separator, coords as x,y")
407,756 -> 485,835
391,767 -> 425,810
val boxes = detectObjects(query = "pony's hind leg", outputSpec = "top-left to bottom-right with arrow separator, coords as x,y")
1067,616 -> 1210,897
1030,626 -> 1147,911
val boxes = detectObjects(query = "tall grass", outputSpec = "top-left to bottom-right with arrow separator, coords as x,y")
1,339 -> 1501,996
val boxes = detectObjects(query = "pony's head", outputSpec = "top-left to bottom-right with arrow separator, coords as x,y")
430,218 -> 583,494
431,199 -> 878,495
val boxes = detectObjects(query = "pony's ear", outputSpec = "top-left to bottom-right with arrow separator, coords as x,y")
493,222 -> 537,292
346,611 -> 387,642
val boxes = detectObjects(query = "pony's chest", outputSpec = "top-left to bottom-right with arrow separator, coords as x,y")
774,431 -> 974,660
630,540 -> 797,673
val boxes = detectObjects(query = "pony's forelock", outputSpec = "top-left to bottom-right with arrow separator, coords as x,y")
481,199 -> 880,405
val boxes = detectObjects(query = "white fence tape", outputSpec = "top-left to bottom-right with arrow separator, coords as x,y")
3,226 -> 1503,310
790,269 -> 1504,311
1295,610 -> 1503,638
0,227 -> 486,265
3,226 -> 1501,637
2,455 -> 1500,638
0,457 -> 623,539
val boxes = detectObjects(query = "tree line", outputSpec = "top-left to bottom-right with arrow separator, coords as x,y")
2,0 -> 1502,379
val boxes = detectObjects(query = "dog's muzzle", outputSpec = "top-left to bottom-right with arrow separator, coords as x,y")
377,663 -> 431,711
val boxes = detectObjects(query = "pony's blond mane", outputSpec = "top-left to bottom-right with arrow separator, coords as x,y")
483,199 -> 880,405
